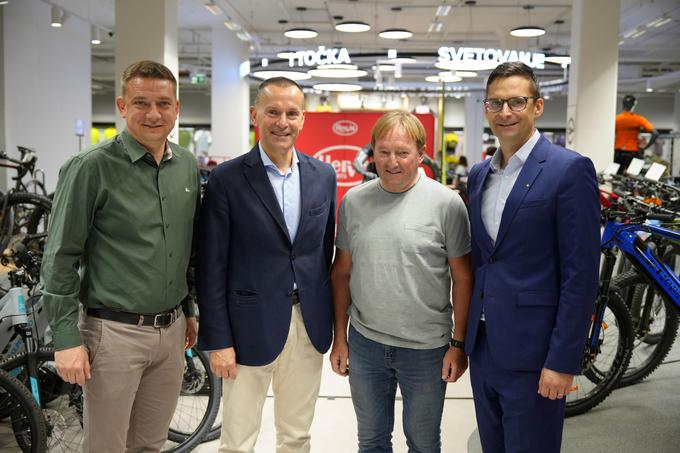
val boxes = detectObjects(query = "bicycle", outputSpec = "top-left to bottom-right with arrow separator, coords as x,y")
0,147 -> 47,196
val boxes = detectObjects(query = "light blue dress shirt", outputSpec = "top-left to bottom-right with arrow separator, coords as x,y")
259,144 -> 301,244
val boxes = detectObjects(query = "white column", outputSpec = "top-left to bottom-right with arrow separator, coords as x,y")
464,92 -> 485,166
2,0 -> 91,192
211,26 -> 250,159
672,92 -> 680,175
566,0 -> 620,171
114,0 -> 178,134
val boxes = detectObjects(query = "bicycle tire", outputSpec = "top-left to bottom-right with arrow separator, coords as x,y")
0,348 -> 83,452
612,270 -> 679,388
565,292 -> 633,417
0,367 -> 48,452
164,347 -> 222,452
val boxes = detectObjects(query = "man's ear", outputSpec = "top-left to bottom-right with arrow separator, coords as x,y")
115,96 -> 126,118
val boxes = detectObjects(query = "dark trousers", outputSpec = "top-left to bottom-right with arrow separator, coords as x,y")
469,323 -> 566,453
614,149 -> 642,175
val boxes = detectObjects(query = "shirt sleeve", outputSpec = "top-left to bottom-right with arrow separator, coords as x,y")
638,115 -> 655,132
335,197 -> 350,252
444,191 -> 472,258
40,156 -> 98,350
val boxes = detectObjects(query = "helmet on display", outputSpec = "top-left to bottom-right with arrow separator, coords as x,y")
622,94 -> 637,111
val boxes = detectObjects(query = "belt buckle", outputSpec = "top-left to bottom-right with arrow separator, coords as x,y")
153,311 -> 175,328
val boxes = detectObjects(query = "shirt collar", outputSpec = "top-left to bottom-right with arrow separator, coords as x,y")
120,129 -> 173,163
258,142 -> 299,174
489,129 -> 541,172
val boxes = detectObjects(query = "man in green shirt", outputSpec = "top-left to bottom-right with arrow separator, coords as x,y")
41,60 -> 200,452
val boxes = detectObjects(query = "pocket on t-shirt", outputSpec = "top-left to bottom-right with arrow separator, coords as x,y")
402,224 -> 439,254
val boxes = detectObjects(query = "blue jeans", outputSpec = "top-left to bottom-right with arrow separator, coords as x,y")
348,324 -> 448,453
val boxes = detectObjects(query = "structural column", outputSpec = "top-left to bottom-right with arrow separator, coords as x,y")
566,0 -> 620,171
211,26 -> 250,159
464,92 -> 485,166
114,0 -> 178,134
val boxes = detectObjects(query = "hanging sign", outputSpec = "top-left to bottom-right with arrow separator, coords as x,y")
287,46 -> 352,67
438,46 -> 545,69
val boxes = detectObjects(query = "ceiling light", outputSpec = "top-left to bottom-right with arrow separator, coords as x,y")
376,64 -> 396,72
0,1 -> 10,5
378,28 -> 413,39
50,6 -> 63,27
335,21 -> 370,33
510,26 -> 546,37
646,80 -> 653,92
654,17 -> 672,27
277,50 -> 296,59
438,72 -> 463,82
455,71 -> 477,77
388,49 -> 398,59
631,29 -> 647,38
313,83 -> 362,92
618,40 -> 625,46
236,31 -> 252,41
308,68 -> 368,78
436,5 -> 452,17
223,20 -> 241,31
426,75 -> 463,83
545,55 -> 571,66
428,22 -> 444,33
91,26 -> 101,45
435,59 -> 498,71
251,70 -> 312,81
317,64 -> 358,70
204,1 -> 222,16
646,17 -> 664,28
387,57 -> 417,64
284,28 -> 318,39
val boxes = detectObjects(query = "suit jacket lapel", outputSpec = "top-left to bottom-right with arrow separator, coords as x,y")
293,151 -> 314,247
472,161 -> 494,255
493,138 -> 548,250
242,145 -> 291,243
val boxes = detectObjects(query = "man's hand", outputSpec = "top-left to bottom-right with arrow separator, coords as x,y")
210,348 -> 237,380
442,347 -> 468,382
55,345 -> 91,386
329,338 -> 349,377
538,368 -> 574,400
184,317 -> 198,350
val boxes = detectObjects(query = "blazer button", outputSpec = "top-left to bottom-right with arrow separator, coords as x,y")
490,256 -> 496,264
291,253 -> 296,260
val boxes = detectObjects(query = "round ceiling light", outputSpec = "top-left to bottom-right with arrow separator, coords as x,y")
376,64 -> 396,72
510,26 -> 546,37
277,50 -> 296,59
434,59 -> 498,71
378,28 -> 413,39
307,68 -> 368,78
317,64 -> 358,70
284,28 -> 318,39
251,70 -> 312,81
335,21 -> 371,33
455,71 -> 478,78
437,72 -> 464,83
313,83 -> 362,92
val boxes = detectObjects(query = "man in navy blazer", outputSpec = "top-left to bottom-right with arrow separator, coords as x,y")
465,62 -> 600,452
197,77 -> 336,453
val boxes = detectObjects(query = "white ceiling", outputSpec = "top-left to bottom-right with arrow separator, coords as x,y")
50,0 -> 680,95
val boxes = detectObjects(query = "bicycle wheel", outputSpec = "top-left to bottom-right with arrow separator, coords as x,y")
164,347 -> 221,452
613,270 -> 679,387
0,348 -> 83,452
565,292 -> 633,417
0,367 -> 48,452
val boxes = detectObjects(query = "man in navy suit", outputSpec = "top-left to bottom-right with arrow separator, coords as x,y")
465,62 -> 600,452
197,77 -> 337,453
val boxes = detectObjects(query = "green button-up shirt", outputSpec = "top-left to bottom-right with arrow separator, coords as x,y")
41,130 -> 200,350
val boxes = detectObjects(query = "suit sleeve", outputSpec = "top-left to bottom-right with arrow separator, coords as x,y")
196,170 -> 234,350
544,156 -> 601,374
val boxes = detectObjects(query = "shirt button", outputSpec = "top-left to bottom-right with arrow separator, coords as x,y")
169,252 -> 173,258
165,223 -> 170,228
162,196 -> 167,202
169,280 -> 173,285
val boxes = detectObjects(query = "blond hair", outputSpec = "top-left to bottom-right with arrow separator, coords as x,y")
371,111 -> 426,151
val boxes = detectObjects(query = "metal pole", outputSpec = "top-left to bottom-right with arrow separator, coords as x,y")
438,81 -> 446,185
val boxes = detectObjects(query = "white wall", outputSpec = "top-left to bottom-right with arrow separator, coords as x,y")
3,0 -> 91,192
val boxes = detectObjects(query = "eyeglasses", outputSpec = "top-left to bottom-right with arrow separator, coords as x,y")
483,96 -> 539,113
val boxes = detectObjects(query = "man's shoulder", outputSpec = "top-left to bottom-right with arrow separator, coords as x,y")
298,151 -> 335,176
342,179 -> 379,204
65,136 -> 122,169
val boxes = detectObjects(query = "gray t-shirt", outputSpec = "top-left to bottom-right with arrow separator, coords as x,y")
336,176 -> 471,349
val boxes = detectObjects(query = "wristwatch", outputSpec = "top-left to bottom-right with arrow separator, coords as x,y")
449,338 -> 465,350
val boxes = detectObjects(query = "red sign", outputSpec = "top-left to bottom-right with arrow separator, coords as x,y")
295,112 -> 436,202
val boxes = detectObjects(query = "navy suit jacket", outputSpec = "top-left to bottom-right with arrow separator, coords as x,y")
465,136 -> 600,375
196,144 -> 337,366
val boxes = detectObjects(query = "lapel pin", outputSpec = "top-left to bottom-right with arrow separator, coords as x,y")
525,183 -> 530,188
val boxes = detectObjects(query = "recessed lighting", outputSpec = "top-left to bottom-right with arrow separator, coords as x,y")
438,72 -> 463,82
251,70 -> 312,81
510,26 -> 546,37
313,83 -> 362,92
317,64 -> 358,70
223,20 -> 242,31
654,17 -> 672,27
308,68 -> 368,78
378,28 -> 413,39
455,71 -> 478,77
284,28 -> 318,39
50,6 -> 63,27
436,5 -> 452,17
631,29 -> 647,38
335,21 -> 370,33
204,1 -> 222,16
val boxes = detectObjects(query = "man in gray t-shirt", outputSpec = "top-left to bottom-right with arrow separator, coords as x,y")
330,111 -> 473,453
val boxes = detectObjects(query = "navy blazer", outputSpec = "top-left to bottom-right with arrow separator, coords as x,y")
465,136 -> 600,375
196,144 -> 337,366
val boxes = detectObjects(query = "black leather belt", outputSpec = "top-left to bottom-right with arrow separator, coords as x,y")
86,304 -> 182,328
291,289 -> 300,305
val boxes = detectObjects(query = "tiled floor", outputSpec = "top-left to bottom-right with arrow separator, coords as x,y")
194,353 -> 478,452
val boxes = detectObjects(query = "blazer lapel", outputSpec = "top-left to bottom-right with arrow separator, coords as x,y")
292,151 -> 314,247
471,161 -> 494,255
493,138 -> 548,250
242,145 -> 291,243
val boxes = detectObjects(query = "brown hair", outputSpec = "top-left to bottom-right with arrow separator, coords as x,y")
486,61 -> 541,98
371,111 -> 426,151
255,77 -> 304,107
121,60 -> 177,97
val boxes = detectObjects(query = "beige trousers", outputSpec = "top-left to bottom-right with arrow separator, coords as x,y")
80,311 -> 186,453
219,304 -> 323,453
